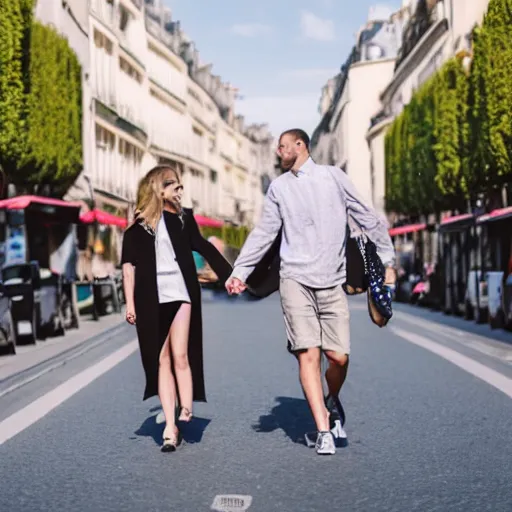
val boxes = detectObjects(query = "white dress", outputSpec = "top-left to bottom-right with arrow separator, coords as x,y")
155,215 -> 191,304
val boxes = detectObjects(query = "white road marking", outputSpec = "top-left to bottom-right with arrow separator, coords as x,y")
396,311 -> 512,363
391,327 -> 512,399
0,328 -> 126,399
0,339 -> 138,446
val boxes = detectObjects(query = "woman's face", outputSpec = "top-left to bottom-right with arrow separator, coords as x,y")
161,170 -> 183,210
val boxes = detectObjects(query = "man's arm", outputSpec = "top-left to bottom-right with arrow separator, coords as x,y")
335,169 -> 396,273
230,183 -> 283,284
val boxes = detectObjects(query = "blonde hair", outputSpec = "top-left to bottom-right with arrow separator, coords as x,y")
135,165 -> 181,231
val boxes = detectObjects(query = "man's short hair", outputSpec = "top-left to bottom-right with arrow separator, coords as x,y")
280,128 -> 310,150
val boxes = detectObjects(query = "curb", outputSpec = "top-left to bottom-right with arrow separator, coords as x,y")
0,320 -> 128,398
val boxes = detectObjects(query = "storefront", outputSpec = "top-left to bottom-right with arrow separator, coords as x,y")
389,222 -> 427,302
0,195 -> 81,277
476,206 -> 512,329
438,213 -> 477,316
77,208 -> 128,280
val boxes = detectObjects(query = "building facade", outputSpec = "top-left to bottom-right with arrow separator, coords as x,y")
37,0 -> 275,228
310,12 -> 401,209
311,1 -> 492,217
367,0 -> 491,218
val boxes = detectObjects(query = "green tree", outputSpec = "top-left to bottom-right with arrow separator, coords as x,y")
385,58 -> 470,217
468,0 -> 512,199
0,0 -> 26,171
0,1 -> 82,195
385,112 -> 404,213
23,22 -> 83,189
432,58 -> 469,204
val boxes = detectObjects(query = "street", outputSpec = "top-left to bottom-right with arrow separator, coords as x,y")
1,292 -> 512,512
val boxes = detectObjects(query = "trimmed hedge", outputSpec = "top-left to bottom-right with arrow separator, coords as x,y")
0,1 -> 83,194
385,0 -> 512,216
385,58 -> 467,215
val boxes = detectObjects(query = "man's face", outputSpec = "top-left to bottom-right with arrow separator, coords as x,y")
277,134 -> 299,170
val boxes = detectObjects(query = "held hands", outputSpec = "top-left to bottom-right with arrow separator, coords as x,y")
225,277 -> 247,295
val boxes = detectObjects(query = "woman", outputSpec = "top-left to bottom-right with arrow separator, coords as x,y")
121,165 -> 232,452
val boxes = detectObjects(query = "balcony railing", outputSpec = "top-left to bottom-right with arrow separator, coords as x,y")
369,110 -> 390,130
394,0 -> 444,70
144,13 -> 182,57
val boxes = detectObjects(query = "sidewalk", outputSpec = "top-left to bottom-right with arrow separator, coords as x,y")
0,312 -> 125,382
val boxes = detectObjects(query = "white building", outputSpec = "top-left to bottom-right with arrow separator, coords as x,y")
38,0 -> 276,228
368,0 -> 491,217
310,12 -> 401,208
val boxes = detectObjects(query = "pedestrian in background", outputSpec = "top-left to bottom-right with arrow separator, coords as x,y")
226,129 -> 396,455
122,165 -> 232,452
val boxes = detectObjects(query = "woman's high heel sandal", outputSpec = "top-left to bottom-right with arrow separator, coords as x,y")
161,426 -> 181,453
178,407 -> 193,422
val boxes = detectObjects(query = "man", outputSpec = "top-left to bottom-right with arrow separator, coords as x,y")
225,129 -> 396,455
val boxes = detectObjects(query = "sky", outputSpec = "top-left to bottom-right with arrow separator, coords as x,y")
165,1 -> 402,139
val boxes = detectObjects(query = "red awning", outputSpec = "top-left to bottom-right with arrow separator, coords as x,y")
194,214 -> 223,228
80,209 -> 127,228
0,195 -> 81,210
389,223 -> 426,237
477,206 -> 512,224
440,213 -> 474,225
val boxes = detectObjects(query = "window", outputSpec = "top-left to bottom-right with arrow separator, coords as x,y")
94,29 -> 114,54
119,4 -> 130,32
187,87 -> 202,104
210,170 -> 217,183
119,56 -> 142,82
95,124 -> 115,150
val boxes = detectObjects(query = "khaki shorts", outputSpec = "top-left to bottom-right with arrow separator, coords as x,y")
279,278 -> 350,354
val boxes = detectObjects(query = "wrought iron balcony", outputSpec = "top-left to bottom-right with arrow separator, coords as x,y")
394,0 -> 445,70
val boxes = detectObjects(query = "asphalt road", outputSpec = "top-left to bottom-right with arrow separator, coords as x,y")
1,292 -> 512,512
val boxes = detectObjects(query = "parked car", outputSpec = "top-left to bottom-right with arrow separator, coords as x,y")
0,281 -> 16,355
1,261 -> 42,344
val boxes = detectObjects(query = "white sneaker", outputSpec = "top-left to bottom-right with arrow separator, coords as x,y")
315,431 -> 336,455
331,419 -> 347,440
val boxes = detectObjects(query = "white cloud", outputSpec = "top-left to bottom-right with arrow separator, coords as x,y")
300,11 -> 335,42
231,23 -> 272,37
236,94 -> 321,140
368,4 -> 395,21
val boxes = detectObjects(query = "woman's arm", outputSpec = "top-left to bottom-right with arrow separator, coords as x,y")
187,211 -> 232,284
122,263 -> 136,324
121,227 -> 138,323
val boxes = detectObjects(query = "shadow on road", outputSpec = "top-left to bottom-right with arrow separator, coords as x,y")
135,410 -> 212,446
252,396 -> 316,445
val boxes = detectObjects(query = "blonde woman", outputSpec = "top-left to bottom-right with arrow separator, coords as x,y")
121,165 -> 232,452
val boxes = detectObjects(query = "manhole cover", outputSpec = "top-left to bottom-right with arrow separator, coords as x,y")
211,494 -> 252,512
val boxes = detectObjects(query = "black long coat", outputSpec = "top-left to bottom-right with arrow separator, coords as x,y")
121,208 -> 232,402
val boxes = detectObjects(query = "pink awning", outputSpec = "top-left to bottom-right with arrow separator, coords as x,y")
0,195 -> 81,210
80,209 -> 128,228
389,223 -> 426,237
194,214 -> 223,228
477,206 -> 512,224
440,213 -> 474,225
